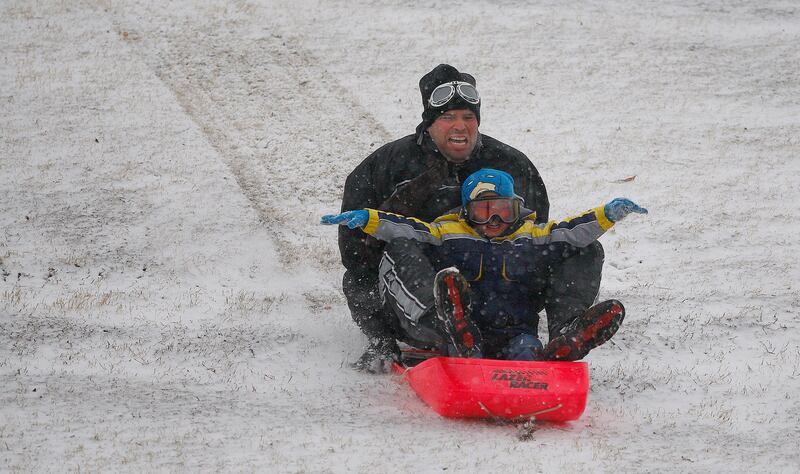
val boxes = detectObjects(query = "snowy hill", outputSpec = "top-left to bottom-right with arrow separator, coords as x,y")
2,0 -> 798,471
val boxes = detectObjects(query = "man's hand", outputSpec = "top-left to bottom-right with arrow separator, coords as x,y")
321,210 -> 369,229
604,198 -> 648,222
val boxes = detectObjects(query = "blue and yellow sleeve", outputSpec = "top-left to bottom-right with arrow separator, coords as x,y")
513,205 -> 614,247
362,209 -> 443,244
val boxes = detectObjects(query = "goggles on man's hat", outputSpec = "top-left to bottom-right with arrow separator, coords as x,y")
428,81 -> 480,109
416,64 -> 482,143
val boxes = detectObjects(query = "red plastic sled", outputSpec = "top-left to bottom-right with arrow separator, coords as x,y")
395,357 -> 589,421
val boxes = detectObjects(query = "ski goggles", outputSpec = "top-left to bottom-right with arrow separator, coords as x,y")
466,197 -> 521,224
428,81 -> 481,108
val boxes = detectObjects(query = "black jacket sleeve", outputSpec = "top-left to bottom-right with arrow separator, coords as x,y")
518,160 -> 549,223
338,151 -> 384,274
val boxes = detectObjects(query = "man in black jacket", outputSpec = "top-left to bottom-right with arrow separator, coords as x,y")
338,64 -> 603,372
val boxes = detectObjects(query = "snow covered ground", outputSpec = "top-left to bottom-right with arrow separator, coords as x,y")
2,0 -> 799,471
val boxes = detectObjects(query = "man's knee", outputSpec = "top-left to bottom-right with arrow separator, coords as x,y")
558,241 -> 604,293
545,241 -> 605,335
572,240 -> 604,272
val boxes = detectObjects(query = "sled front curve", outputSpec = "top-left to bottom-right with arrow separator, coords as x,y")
395,357 -> 589,421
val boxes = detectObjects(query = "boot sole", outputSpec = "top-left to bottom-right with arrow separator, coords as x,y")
434,269 -> 481,357
546,300 -> 625,361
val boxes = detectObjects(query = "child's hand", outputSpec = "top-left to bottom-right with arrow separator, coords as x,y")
320,210 -> 369,229
604,198 -> 648,222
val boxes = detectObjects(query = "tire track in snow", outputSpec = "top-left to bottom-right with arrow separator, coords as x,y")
110,2 -> 391,270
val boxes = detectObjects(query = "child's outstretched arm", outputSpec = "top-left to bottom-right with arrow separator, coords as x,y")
523,197 -> 647,247
321,209 -> 444,244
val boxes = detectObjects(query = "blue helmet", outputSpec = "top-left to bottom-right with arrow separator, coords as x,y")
461,168 -> 516,206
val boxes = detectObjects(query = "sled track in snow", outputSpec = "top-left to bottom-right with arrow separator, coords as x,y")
111,3 -> 392,269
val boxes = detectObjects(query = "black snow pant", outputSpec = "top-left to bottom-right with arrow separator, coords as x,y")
377,239 -> 443,348
377,238 -> 604,347
543,240 -> 605,336
342,269 -> 400,343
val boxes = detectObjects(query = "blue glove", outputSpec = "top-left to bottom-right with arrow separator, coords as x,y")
320,210 -> 369,229
604,198 -> 648,222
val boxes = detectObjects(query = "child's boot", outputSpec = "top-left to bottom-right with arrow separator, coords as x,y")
541,300 -> 625,361
433,268 -> 483,358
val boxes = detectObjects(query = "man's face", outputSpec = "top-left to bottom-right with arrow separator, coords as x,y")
427,109 -> 479,163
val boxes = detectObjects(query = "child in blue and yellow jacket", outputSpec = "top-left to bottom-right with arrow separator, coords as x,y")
323,168 -> 646,363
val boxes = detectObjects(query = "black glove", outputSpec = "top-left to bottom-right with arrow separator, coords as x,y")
351,338 -> 401,374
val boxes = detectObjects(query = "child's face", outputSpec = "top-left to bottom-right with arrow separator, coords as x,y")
473,219 -> 512,239
466,192 -> 518,238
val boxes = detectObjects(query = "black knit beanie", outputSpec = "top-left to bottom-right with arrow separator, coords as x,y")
416,64 -> 481,143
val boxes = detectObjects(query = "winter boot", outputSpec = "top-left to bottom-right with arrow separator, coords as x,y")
351,337 -> 401,374
541,300 -> 625,361
433,268 -> 483,358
